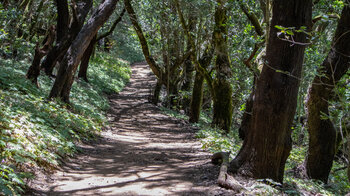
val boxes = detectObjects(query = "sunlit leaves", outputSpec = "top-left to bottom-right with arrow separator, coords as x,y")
0,51 -> 130,195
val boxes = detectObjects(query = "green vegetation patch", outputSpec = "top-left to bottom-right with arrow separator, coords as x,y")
0,52 -> 130,195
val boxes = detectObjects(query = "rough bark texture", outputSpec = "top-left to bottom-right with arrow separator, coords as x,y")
230,0 -> 312,182
212,0 -> 233,133
49,0 -> 119,103
41,0 -> 92,76
305,3 -> 350,183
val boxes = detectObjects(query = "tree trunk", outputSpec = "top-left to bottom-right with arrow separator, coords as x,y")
55,0 -> 69,43
211,0 -> 233,133
26,26 -> 56,86
181,14 -> 197,114
124,0 -> 162,79
305,3 -> 350,183
151,80 -> 162,105
49,0 -> 119,103
238,89 -> 254,140
41,0 -> 92,76
189,71 -> 204,123
78,35 -> 97,82
189,46 -> 214,123
230,0 -> 312,183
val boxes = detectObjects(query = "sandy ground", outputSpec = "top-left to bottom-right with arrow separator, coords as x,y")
26,63 -> 234,196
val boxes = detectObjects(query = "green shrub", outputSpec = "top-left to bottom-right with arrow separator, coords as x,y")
0,52 -> 130,195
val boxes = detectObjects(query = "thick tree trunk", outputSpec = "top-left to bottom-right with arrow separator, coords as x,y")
55,0 -> 69,43
211,0 -> 233,133
78,35 -> 97,82
305,3 -> 350,183
49,0 -> 119,103
41,0 -> 92,76
230,0 -> 312,183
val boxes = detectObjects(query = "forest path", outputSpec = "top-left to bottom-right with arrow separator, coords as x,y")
28,63 -> 232,196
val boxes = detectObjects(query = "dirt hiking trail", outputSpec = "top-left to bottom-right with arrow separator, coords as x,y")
27,63 -> 233,196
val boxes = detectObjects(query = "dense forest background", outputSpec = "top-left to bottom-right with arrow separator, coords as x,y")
0,0 -> 349,195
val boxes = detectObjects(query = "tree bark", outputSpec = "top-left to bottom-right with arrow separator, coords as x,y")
238,88 -> 254,140
305,3 -> 350,183
124,0 -> 162,79
181,13 -> 197,114
189,44 -> 214,123
26,26 -> 56,86
211,0 -> 233,133
41,0 -> 92,76
230,0 -> 312,183
78,35 -> 97,82
55,0 -> 69,43
77,8 -> 125,82
189,71 -> 204,123
49,0 -> 119,103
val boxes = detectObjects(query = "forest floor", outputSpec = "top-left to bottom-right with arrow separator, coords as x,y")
26,63 -> 234,196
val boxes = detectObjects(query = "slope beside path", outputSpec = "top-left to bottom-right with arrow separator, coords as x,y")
27,63 -> 233,196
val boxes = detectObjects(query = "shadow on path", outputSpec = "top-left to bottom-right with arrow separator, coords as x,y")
27,63 -> 233,196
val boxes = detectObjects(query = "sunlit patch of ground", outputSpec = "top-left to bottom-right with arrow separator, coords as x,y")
27,63 -> 234,196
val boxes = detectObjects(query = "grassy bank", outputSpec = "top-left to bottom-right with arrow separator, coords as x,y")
160,108 -> 350,195
0,52 -> 131,195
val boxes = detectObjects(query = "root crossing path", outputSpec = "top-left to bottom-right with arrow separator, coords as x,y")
28,63 -> 233,196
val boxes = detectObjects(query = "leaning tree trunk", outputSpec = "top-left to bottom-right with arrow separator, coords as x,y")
41,0 -> 92,76
49,0 -> 119,103
78,8 -> 126,82
78,35 -> 97,82
305,3 -> 350,183
211,0 -> 233,133
124,0 -> 161,79
229,0 -> 312,183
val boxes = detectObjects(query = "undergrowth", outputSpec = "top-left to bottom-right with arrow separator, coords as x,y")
0,52 -> 130,195
162,108 -> 350,195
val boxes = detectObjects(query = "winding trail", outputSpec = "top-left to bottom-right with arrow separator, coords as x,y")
28,63 -> 233,196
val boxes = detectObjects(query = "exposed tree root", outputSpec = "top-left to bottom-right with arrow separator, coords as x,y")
211,152 -> 246,192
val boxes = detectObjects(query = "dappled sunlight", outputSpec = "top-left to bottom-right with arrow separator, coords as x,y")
28,63 -> 227,195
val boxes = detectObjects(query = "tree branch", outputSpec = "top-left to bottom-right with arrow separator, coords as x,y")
124,0 -> 162,78
174,0 -> 214,95
97,8 -> 126,41
239,2 -> 264,36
